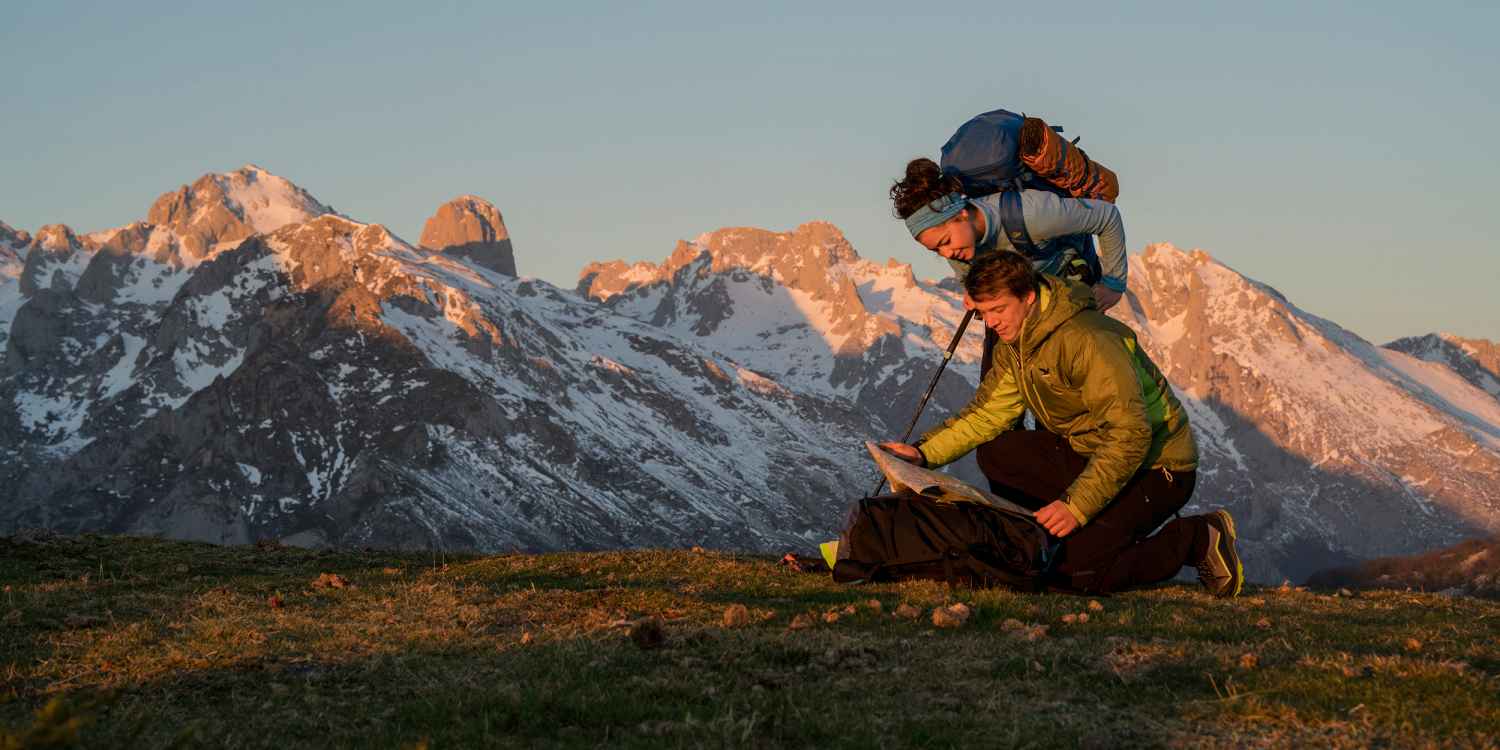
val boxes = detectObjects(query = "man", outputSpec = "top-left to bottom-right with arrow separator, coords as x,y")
880,251 -> 1242,596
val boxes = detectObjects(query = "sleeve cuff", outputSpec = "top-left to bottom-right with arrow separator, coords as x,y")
1100,276 -> 1127,293
1064,501 -> 1090,526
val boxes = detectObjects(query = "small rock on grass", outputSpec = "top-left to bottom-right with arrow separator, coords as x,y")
64,613 -> 104,629
311,572 -> 351,589
723,604 -> 750,628
629,617 -> 664,649
894,603 -> 921,620
1000,619 -> 1050,641
932,603 -> 972,629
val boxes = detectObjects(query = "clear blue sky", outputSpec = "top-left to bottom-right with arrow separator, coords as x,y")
5,1 -> 1496,344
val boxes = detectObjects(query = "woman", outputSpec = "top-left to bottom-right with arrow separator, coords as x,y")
890,158 -> 1127,311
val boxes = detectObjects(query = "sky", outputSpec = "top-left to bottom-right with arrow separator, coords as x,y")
4,0 -> 1496,344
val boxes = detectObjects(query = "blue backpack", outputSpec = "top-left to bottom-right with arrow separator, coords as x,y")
939,108 -> 1112,283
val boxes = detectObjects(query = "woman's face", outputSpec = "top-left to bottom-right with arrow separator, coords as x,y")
914,209 -> 978,261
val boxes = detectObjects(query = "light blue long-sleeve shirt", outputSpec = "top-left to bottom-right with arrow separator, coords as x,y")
946,190 -> 1128,292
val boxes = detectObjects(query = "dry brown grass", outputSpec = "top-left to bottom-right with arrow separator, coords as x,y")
2,533 -> 1497,748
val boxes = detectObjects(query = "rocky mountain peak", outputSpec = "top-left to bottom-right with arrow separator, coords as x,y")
262,215 -> 411,291
1385,332 -> 1500,401
579,221 -> 864,305
0,220 -> 31,250
0,221 -> 27,282
145,165 -> 333,264
16,224 -> 95,296
694,221 -> 859,277
418,196 -> 515,277
34,224 -> 82,252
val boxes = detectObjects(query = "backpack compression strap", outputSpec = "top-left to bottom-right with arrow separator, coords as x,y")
997,188 -> 1041,258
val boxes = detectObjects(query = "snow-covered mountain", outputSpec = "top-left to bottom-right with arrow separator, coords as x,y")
1385,333 -> 1500,402
0,168 -> 879,552
578,224 -> 987,482
4,167 -> 1498,584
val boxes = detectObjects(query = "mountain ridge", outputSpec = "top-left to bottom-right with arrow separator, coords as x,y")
1,168 -> 879,555
2,166 -> 1497,585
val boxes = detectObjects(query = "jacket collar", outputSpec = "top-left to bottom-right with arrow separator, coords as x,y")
1017,275 -> 1096,356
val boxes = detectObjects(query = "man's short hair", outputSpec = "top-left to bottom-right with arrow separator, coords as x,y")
964,250 -> 1040,301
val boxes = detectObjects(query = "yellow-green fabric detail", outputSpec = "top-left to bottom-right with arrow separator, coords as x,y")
1124,337 -> 1169,428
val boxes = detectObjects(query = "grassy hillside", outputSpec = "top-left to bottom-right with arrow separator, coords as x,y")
2,532 -> 1497,749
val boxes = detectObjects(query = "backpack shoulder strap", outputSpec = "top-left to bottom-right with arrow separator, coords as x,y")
998,187 -> 1040,257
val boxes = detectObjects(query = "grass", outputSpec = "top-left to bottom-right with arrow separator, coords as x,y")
1,532 -> 1497,749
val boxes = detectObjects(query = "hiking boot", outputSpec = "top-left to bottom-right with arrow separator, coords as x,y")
1195,510 -> 1243,598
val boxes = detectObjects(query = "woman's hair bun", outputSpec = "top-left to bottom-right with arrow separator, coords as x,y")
890,158 -> 964,219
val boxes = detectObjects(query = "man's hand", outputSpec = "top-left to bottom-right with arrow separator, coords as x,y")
878,442 -> 925,466
1091,284 -> 1123,312
1034,500 -> 1080,537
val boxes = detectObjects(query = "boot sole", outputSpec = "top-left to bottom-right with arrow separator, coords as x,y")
1211,510 -> 1244,598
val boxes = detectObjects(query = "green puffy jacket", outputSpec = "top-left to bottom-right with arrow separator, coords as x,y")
917,275 -> 1197,526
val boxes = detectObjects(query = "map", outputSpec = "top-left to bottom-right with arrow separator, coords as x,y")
865,441 -> 1035,519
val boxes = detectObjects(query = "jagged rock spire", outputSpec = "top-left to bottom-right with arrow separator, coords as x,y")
419,195 -> 516,277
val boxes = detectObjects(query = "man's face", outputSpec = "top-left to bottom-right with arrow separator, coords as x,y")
970,288 -> 1037,344
915,210 -> 977,261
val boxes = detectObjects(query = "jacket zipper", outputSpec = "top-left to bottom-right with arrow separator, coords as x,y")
1014,310 -> 1056,431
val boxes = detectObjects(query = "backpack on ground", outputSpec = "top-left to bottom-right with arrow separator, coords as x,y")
830,491 -> 1056,590
939,108 -> 1121,284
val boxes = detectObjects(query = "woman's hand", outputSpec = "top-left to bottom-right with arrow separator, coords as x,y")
878,442 -> 925,466
1034,500 -> 1080,538
1091,284 -> 1123,312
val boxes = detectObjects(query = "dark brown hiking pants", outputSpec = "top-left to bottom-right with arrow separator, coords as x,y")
975,429 -> 1208,594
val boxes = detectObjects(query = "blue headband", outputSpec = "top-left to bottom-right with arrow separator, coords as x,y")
904,192 -> 968,238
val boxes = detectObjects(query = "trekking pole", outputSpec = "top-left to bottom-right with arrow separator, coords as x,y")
868,308 -> 977,497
